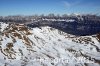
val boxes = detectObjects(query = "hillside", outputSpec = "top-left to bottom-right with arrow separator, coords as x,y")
0,22 -> 100,66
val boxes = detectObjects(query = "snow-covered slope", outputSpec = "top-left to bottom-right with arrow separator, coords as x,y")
0,22 -> 100,66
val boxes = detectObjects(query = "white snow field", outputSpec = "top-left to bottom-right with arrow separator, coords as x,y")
0,22 -> 100,66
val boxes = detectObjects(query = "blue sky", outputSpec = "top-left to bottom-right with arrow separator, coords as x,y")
0,0 -> 100,16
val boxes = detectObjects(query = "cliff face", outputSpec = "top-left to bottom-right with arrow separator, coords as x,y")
0,22 -> 100,66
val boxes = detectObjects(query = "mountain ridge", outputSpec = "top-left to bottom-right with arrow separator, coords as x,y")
0,22 -> 100,66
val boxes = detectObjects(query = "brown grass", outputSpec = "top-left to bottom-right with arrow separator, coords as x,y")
23,36 -> 31,46
13,33 -> 22,39
18,26 -> 28,31
2,43 -> 16,59
6,43 -> 13,49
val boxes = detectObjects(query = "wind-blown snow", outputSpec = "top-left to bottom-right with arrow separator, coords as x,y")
0,22 -> 8,32
0,22 -> 100,66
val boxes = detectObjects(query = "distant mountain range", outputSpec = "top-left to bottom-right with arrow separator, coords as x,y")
0,14 -> 100,23
0,14 -> 100,36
